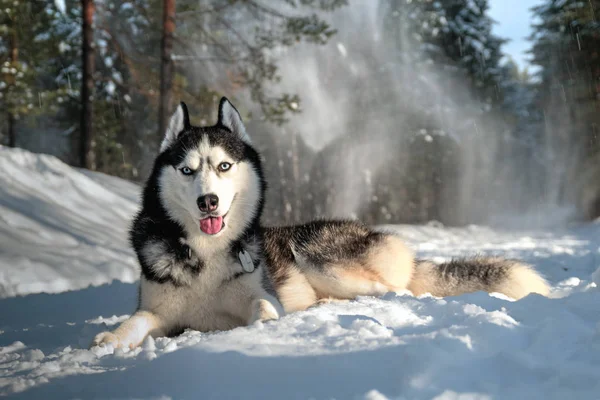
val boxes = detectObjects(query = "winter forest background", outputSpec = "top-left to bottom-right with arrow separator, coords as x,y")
1,0 -> 599,228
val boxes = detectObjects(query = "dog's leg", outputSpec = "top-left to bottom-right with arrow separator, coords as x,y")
274,267 -> 318,312
303,235 -> 414,300
92,310 -> 167,349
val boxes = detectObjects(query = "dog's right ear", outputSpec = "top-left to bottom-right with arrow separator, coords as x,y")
160,102 -> 191,152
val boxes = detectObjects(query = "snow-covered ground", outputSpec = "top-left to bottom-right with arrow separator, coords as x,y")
0,147 -> 139,298
1,147 -> 599,399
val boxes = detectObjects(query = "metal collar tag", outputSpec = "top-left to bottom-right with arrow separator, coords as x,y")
238,250 -> 255,273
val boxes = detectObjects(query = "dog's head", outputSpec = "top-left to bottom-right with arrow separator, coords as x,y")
156,98 -> 264,242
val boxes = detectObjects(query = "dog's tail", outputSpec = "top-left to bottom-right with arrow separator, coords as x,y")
408,257 -> 550,299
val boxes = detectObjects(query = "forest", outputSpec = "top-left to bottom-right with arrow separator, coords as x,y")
1,0 -> 599,227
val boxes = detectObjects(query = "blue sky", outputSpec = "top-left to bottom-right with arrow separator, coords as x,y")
488,0 -> 543,70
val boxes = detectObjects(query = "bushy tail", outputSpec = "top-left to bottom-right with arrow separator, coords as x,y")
408,257 -> 550,299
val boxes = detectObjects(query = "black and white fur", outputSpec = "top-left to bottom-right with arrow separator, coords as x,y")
93,98 -> 549,349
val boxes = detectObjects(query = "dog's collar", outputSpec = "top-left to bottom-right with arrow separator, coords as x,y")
185,240 -> 254,273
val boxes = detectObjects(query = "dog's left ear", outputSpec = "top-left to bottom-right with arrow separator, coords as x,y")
218,97 -> 250,143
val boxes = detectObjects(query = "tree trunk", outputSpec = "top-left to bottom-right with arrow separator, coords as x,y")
158,0 -> 176,143
7,114 -> 16,147
80,0 -> 95,169
6,14 -> 18,147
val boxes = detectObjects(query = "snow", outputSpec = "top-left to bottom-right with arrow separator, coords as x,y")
54,0 -> 66,14
1,147 -> 600,399
0,146 -> 139,298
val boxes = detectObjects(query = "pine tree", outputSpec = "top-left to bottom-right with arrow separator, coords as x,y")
383,0 -> 506,107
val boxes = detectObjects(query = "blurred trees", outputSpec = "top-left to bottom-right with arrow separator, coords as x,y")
377,0 -> 510,224
253,0 -> 515,226
158,0 -> 176,143
0,1 -> 69,148
530,0 -> 600,219
80,0 -> 95,169
1,0 -> 599,225
179,0 -> 600,226
0,0 -> 346,178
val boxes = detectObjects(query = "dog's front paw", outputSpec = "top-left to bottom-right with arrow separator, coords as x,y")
91,331 -> 121,349
249,298 -> 281,324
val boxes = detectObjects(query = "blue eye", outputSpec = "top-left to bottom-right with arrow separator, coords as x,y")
218,162 -> 232,172
180,167 -> 193,175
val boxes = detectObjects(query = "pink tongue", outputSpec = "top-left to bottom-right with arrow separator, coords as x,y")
199,216 -> 223,235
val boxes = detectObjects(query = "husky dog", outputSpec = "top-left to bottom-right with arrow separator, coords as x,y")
93,98 -> 549,349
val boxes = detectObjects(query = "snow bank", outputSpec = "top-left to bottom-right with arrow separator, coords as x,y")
1,147 -> 600,399
0,146 -> 140,298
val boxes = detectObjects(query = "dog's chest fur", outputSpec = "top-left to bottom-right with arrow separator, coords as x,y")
139,242 -> 264,332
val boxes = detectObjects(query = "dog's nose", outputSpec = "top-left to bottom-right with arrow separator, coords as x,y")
197,194 -> 219,213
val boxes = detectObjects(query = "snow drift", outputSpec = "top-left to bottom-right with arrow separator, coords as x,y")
0,146 -> 140,298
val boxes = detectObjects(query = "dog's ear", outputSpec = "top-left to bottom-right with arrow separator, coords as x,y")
217,97 -> 250,143
160,102 -> 191,152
